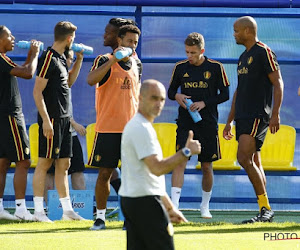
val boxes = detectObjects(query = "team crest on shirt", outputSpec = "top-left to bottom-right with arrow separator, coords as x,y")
95,155 -> 101,162
55,147 -> 60,154
247,56 -> 253,65
24,147 -> 30,155
204,71 -> 211,80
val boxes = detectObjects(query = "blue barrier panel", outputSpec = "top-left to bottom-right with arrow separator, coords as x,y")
0,0 -> 13,3
47,190 -> 94,220
14,0 -> 291,8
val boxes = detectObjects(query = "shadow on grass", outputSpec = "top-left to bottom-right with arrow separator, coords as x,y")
0,220 -> 123,235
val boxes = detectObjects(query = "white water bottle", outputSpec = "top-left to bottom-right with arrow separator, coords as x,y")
185,99 -> 202,123
71,43 -> 93,55
16,40 -> 44,50
115,47 -> 133,60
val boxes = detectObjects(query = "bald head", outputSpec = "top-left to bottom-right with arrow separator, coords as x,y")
140,79 -> 165,97
235,16 -> 257,35
139,79 -> 166,121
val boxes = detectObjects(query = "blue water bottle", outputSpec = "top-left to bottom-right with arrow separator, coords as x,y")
71,43 -> 93,55
16,40 -> 44,50
185,99 -> 202,123
115,47 -> 133,60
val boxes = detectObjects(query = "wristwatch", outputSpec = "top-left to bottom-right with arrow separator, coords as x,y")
181,147 -> 191,158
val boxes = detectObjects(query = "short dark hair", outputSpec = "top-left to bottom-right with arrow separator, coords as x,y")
109,18 -> 136,28
184,32 -> 205,50
118,25 -> 141,38
0,25 -> 7,39
54,21 -> 77,42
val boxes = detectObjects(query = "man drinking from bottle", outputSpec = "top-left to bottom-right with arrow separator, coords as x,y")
87,24 -> 142,230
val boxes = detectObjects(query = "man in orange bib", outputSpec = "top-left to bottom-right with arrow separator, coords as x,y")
87,24 -> 142,230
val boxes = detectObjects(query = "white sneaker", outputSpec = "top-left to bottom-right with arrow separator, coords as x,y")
62,210 -> 85,221
0,209 -> 18,220
34,211 -> 53,223
200,206 -> 212,219
14,209 -> 35,221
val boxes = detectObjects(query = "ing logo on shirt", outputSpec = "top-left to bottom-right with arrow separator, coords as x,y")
184,81 -> 208,89
121,77 -> 132,89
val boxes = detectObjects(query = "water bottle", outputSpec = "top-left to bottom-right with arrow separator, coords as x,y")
115,47 -> 133,60
71,43 -> 93,55
16,40 -> 44,51
185,99 -> 202,123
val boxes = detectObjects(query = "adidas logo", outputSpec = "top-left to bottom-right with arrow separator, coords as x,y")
183,73 -> 189,77
16,203 -> 21,207
212,154 -> 217,159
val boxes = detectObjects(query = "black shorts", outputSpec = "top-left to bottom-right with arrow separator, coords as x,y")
236,118 -> 268,151
38,117 -> 72,159
0,115 -> 30,162
176,121 -> 220,163
121,196 -> 174,250
47,135 -> 85,174
87,133 -> 121,168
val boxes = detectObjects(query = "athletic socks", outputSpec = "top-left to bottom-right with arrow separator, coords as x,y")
0,198 -> 3,212
96,209 -> 106,221
257,193 -> 271,210
201,190 -> 212,208
15,199 -> 27,213
33,196 -> 45,213
171,187 -> 181,209
111,178 -> 121,194
59,197 -> 73,212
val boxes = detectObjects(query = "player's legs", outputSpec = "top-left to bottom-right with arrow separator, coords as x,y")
237,135 -> 266,195
171,161 -> 187,209
238,135 -> 273,223
236,119 -> 273,223
5,115 -> 33,220
54,158 -> 70,198
0,158 -> 16,220
200,161 -> 213,219
0,158 -> 10,199
254,151 -> 266,187
71,172 -> 86,190
110,168 -> 121,193
69,135 -> 86,190
44,172 -> 55,205
88,133 -> 121,229
171,124 -> 189,209
201,162 -> 213,192
96,167 -> 114,210
14,159 -> 31,199
33,158 -> 54,197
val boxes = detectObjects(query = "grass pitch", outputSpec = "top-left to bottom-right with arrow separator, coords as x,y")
1,210 -> 300,250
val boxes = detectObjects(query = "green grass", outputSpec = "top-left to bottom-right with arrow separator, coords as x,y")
1,211 -> 300,250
